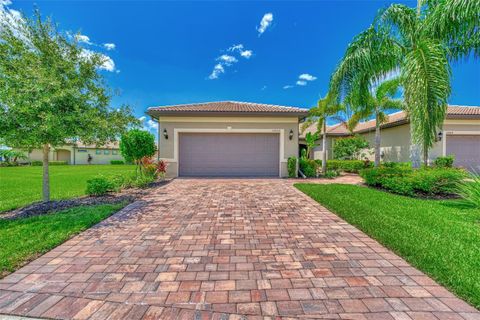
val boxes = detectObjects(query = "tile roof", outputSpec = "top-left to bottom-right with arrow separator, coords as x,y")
148,101 -> 309,116
300,105 -> 480,138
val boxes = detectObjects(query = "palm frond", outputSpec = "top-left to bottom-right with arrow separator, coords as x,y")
378,4 -> 418,47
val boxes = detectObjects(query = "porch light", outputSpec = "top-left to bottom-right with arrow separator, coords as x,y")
437,131 -> 443,141
163,128 -> 168,139
289,129 -> 294,140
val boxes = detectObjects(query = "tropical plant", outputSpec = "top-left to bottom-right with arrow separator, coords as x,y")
330,0 -> 480,167
0,10 -> 137,202
456,172 -> 480,208
0,149 -> 27,164
347,78 -> 403,166
333,136 -> 370,160
303,132 -> 319,159
119,129 -> 156,176
301,95 -> 344,173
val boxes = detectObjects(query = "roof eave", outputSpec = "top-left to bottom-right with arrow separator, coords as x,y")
147,109 -> 309,118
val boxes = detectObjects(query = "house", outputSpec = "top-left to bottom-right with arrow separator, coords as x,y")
147,101 -> 309,177
300,105 -> 480,171
16,141 -> 124,165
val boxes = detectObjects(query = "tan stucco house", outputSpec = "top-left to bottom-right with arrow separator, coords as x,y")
17,141 -> 124,165
147,101 -> 309,178
300,105 -> 480,171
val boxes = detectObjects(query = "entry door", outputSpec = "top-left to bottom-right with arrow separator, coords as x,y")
179,132 -> 280,177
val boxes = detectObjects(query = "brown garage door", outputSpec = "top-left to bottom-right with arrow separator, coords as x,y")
179,133 -> 280,177
445,135 -> 480,172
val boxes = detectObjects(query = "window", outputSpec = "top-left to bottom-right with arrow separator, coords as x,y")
112,150 -> 118,155
78,149 -> 87,153
96,149 -> 101,155
104,150 -> 110,155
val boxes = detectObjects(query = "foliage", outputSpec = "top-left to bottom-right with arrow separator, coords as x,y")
0,203 -> 125,275
119,129 -> 156,175
30,161 -> 67,166
456,172 -> 480,209
287,157 -> 297,178
360,166 -> 466,196
382,161 -> 411,169
0,150 -> 27,164
316,159 -> 374,173
434,155 -> 454,168
0,11 -> 137,201
329,0 -> 480,165
303,132 -> 319,159
0,165 -> 135,212
110,160 -> 125,165
294,183 -> 480,308
333,136 -> 369,160
85,176 -> 115,196
156,160 -> 168,179
324,169 -> 340,179
299,158 -> 317,178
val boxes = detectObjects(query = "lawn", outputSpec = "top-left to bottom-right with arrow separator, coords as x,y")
0,165 -> 135,212
295,183 -> 480,309
0,203 -> 126,276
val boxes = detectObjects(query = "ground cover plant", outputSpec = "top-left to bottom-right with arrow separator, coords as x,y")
295,183 -> 480,308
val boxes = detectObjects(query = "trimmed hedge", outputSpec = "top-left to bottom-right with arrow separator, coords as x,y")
299,158 -> 317,177
287,157 -> 297,178
315,159 -> 373,173
110,160 -> 125,165
360,166 -> 466,196
31,160 -> 67,166
434,155 -> 454,168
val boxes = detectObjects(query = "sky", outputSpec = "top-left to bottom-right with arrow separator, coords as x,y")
3,0 -> 480,135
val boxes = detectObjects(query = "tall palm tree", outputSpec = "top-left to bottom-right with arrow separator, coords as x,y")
348,78 -> 403,166
330,0 -> 479,167
301,95 -> 344,174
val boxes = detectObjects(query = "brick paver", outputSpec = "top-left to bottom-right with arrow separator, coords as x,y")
0,179 -> 478,319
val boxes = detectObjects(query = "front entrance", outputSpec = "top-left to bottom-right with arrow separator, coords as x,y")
56,149 -> 71,164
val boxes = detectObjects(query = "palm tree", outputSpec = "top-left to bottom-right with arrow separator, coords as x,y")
348,78 -> 403,166
301,95 -> 344,174
330,0 -> 479,167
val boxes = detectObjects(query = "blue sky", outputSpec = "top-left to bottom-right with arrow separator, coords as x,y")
5,1 -> 480,133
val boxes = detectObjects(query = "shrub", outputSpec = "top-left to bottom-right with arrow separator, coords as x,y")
324,169 -> 340,179
382,161 -> 411,169
328,160 -> 373,173
110,160 -> 125,165
412,168 -> 466,195
333,136 -> 369,160
456,172 -> 480,208
86,176 -> 115,196
360,167 -> 412,186
31,160 -> 67,166
120,129 -> 156,173
434,155 -> 454,168
299,158 -> 317,178
31,161 -> 43,166
381,175 -> 415,196
287,157 -> 297,178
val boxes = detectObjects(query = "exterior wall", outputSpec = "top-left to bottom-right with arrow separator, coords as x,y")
359,124 -> 412,162
311,136 -> 335,160
19,145 -> 124,165
157,116 -> 300,178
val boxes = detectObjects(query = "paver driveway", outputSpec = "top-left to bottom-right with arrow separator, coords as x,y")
0,179 -> 478,320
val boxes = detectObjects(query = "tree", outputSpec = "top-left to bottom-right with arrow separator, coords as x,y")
0,149 -> 27,164
0,11 -> 137,201
302,95 -> 344,174
119,129 -> 156,175
330,0 -> 479,167
333,136 -> 370,160
303,132 -> 319,160
347,78 -> 403,166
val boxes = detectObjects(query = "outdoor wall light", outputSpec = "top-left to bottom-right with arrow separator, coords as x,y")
289,129 -> 294,140
437,131 -> 443,141
163,128 -> 168,139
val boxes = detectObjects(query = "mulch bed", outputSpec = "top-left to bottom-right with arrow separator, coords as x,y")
1,179 -> 171,220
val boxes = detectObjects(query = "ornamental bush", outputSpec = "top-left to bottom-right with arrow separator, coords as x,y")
86,176 -> 115,196
120,129 -> 156,175
299,158 -> 317,178
333,136 -> 369,160
287,157 -> 297,178
315,159 -> 373,173
434,155 -> 455,168
110,160 -> 125,165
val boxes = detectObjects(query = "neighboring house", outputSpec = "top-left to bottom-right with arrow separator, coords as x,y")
300,105 -> 480,171
16,141 -> 124,165
147,101 -> 308,178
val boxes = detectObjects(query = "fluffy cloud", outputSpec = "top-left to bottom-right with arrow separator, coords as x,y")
208,44 -> 253,80
0,0 -> 23,33
103,43 -> 116,50
208,63 -> 225,80
283,85 -> 294,89
299,73 -> 317,81
296,80 -> 307,86
257,13 -> 273,36
217,54 -> 237,65
75,34 -> 92,44
240,50 -> 252,59
81,49 -> 116,72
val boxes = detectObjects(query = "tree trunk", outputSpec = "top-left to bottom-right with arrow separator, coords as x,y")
322,120 -> 327,174
42,144 -> 50,202
410,124 -> 422,168
423,146 -> 429,167
374,113 -> 381,167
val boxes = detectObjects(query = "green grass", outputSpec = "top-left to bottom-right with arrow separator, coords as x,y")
0,203 -> 126,276
295,183 -> 480,308
0,165 -> 135,212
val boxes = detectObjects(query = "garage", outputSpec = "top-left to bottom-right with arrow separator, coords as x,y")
178,132 -> 280,177
445,134 -> 480,171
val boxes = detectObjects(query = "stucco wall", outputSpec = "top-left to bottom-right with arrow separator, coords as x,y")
19,146 -> 124,165
359,124 -> 412,162
157,116 -> 300,177
311,137 -> 335,160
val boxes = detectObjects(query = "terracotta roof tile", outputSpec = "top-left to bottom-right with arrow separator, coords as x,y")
148,101 -> 309,115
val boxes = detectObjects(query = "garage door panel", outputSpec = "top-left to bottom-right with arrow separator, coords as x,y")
445,135 -> 480,172
179,133 -> 279,177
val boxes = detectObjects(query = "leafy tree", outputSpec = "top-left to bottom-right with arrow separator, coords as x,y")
330,0 -> 479,167
0,11 -> 137,201
347,78 -> 403,166
119,129 -> 156,175
303,132 -> 319,160
333,136 -> 370,160
302,95 -> 344,173
0,149 -> 27,164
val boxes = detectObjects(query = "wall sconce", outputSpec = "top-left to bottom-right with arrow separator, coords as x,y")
163,128 -> 168,140
289,129 -> 294,140
437,131 -> 443,142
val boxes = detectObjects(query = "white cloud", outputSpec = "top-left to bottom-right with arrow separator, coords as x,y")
283,85 -> 294,89
228,44 -> 244,52
81,49 -> 116,72
0,1 -> 24,34
296,80 -> 307,86
217,54 -> 237,65
138,116 -> 146,122
299,73 -> 317,81
75,34 -> 92,45
240,50 -> 252,59
146,119 -> 157,130
103,43 -> 116,50
257,13 -> 273,36
208,63 -> 225,80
